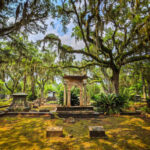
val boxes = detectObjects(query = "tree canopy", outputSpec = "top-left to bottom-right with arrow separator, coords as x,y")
0,0 -> 54,36
41,0 -> 150,94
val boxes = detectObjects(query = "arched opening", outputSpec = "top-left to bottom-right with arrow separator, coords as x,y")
71,86 -> 80,106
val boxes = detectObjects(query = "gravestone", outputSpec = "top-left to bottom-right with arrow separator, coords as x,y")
8,93 -> 30,112
46,126 -> 63,137
89,126 -> 105,138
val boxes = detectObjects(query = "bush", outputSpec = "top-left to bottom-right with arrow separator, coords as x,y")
92,93 -> 128,114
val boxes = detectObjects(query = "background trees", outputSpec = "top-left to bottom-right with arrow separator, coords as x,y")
0,0 -> 150,105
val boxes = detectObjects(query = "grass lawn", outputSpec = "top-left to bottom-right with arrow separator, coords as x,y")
0,115 -> 150,150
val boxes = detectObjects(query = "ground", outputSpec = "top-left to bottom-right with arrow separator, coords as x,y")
0,115 -> 150,150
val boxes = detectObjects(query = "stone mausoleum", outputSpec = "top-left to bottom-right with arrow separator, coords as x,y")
63,74 -> 88,107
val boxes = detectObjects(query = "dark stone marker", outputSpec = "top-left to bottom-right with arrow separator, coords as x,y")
46,126 -> 63,137
89,126 -> 105,138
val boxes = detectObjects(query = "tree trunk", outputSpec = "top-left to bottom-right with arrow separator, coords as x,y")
31,68 -> 36,100
41,87 -> 44,98
23,74 -> 26,93
112,69 -> 120,95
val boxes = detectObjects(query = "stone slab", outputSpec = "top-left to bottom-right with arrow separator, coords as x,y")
56,106 -> 94,111
89,126 -> 105,138
56,111 -> 100,118
46,126 -> 63,137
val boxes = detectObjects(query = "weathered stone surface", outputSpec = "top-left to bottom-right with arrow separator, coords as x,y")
8,93 -> 30,112
46,126 -> 63,137
89,126 -> 105,138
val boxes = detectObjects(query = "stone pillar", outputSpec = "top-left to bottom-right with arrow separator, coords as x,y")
80,87 -> 83,106
84,84 -> 87,106
67,89 -> 71,107
64,84 -> 67,106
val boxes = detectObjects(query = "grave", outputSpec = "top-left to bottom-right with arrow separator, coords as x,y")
46,126 -> 63,137
89,126 -> 105,138
56,75 -> 99,118
8,93 -> 30,112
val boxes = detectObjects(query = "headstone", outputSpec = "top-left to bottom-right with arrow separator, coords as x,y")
8,93 -> 30,112
89,126 -> 105,138
46,126 -> 63,137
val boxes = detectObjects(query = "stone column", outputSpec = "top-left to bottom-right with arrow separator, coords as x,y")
64,83 -> 67,106
67,88 -> 71,107
80,87 -> 83,106
83,84 -> 87,106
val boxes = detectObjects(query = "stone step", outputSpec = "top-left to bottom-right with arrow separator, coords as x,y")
56,111 -> 95,114
56,112 -> 100,118
56,106 -> 94,111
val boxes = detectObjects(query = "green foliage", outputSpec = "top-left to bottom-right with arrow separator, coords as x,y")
58,90 -> 64,105
58,87 -> 80,106
140,106 -> 150,114
27,91 -> 37,101
71,88 -> 80,106
92,93 -> 128,114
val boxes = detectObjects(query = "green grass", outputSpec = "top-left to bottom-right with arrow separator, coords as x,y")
0,116 -> 150,150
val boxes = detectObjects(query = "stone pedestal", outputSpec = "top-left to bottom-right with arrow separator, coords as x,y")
46,126 -> 63,137
8,93 -> 30,112
89,126 -> 105,138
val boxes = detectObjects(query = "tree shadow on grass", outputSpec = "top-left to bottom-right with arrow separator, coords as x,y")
0,116 -> 150,150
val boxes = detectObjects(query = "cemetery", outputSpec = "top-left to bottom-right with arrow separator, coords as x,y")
0,0 -> 150,149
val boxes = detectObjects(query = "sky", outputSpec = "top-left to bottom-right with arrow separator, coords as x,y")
28,17 -> 84,61
28,18 -> 85,50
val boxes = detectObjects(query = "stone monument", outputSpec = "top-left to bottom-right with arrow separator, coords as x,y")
56,75 -> 99,118
8,93 -> 30,112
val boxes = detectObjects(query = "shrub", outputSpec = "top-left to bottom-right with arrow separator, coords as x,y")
92,93 -> 128,114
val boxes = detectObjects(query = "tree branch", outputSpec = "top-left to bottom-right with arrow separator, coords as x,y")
122,55 -> 150,65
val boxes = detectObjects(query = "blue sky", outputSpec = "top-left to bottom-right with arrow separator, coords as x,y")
28,17 -> 85,50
